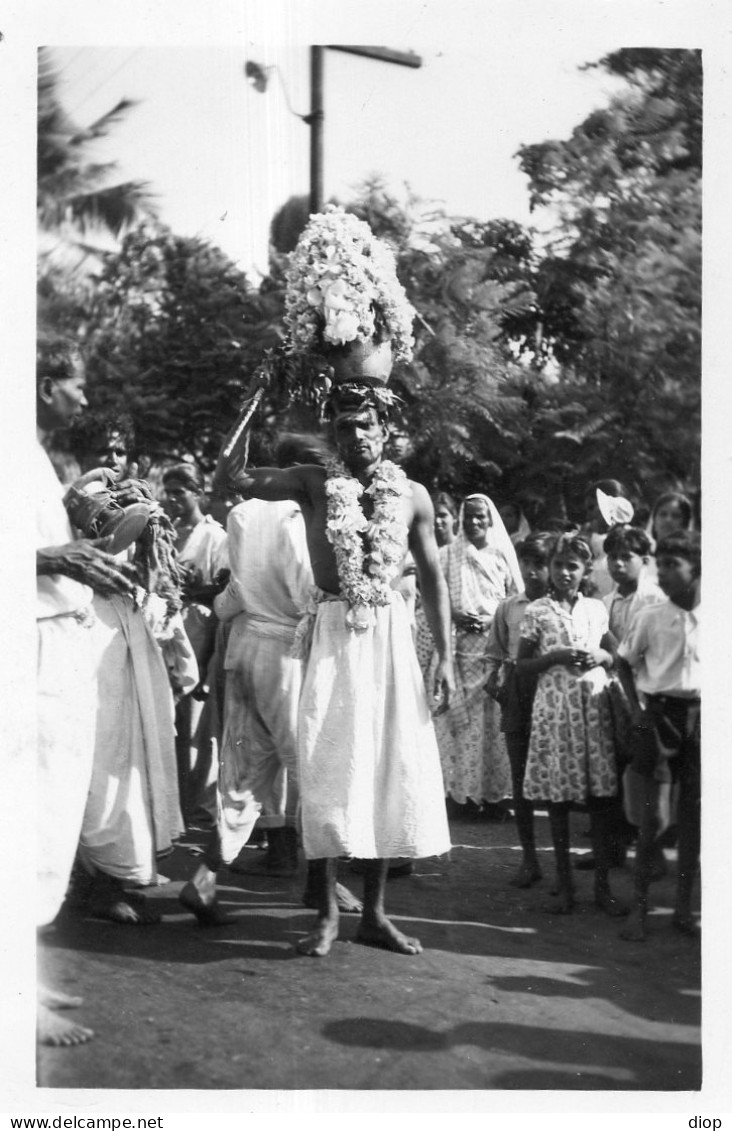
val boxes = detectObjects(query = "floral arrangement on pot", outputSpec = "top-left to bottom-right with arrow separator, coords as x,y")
283,204 -> 415,366
225,207 -> 414,447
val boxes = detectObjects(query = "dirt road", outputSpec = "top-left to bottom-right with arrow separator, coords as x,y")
37,810 -> 701,1095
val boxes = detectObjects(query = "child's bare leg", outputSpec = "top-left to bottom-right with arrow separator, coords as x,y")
507,731 -> 541,887
621,777 -> 660,940
545,803 -> 574,913
590,798 -> 629,917
357,859 -> 422,953
296,858 -> 340,956
673,744 -> 700,933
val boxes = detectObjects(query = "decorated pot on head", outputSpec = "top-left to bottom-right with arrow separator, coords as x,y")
64,467 -> 153,554
283,204 -> 415,399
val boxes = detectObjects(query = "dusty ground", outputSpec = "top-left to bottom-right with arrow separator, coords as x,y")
37,809 -> 701,1094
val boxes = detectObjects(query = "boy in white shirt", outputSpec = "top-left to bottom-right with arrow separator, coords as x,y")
616,531 -> 701,941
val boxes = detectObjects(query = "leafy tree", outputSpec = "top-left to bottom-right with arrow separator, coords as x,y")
514,48 -> 701,514
79,225 -> 280,469
343,181 -> 538,497
37,47 -> 155,284
265,180 -> 538,497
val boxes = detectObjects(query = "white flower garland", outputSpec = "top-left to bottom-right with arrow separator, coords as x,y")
284,205 -> 415,364
325,458 -> 410,631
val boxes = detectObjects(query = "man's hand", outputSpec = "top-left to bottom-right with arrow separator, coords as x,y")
551,647 -> 586,668
37,539 -> 138,598
580,647 -> 611,669
431,657 -> 455,716
111,478 -> 153,506
485,668 -> 502,701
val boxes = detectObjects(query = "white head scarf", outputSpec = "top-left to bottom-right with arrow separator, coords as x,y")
457,493 -> 524,595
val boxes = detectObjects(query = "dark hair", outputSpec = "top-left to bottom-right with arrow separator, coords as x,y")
162,462 -> 204,493
651,491 -> 694,534
655,530 -> 701,574
275,432 -> 332,469
544,532 -> 593,596
432,491 -> 458,519
548,532 -> 593,566
592,478 -> 627,499
71,413 -> 135,461
36,333 -> 82,385
603,524 -> 652,557
516,532 -> 553,567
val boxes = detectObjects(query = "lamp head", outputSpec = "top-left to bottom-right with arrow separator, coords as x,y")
244,60 -> 269,92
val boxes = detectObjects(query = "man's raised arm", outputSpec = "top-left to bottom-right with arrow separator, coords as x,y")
211,405 -> 310,505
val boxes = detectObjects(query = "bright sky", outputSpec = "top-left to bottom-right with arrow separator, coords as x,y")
3,0 -> 732,1117
45,16 -> 663,278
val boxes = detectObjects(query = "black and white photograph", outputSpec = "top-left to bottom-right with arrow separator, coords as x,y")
3,0 -> 728,1121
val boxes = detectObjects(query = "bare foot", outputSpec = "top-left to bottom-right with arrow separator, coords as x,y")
302,881 -> 363,914
619,910 -> 647,941
296,915 -> 340,957
37,1004 -> 94,1047
38,986 -> 83,1011
179,882 -> 236,927
335,882 -> 363,913
356,915 -> 422,954
88,890 -> 161,925
509,861 -> 542,889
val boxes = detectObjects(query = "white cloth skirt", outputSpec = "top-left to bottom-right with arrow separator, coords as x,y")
298,593 -> 451,860
217,619 -> 301,864
37,612 -> 97,926
79,595 -> 184,884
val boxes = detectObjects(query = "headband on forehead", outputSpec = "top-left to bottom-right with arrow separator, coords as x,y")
324,381 -> 400,420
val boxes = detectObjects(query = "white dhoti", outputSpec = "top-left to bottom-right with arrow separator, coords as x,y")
78,594 -> 184,885
217,618 -> 302,864
37,611 -> 97,926
298,593 -> 451,860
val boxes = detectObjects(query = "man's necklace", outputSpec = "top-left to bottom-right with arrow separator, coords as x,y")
324,458 -> 409,630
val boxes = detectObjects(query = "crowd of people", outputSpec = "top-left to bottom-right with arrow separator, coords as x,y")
35,332 -> 701,1051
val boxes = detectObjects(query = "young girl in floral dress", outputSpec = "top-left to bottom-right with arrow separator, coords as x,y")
516,533 -> 627,916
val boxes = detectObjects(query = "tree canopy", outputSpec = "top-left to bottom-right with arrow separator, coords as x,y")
40,48 -> 701,523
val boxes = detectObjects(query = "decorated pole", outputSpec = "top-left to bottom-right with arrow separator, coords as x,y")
221,385 -> 265,460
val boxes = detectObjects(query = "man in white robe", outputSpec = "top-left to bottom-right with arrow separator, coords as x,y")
36,335 -> 137,1045
216,389 -> 454,957
178,436 -> 363,923
72,589 -> 192,919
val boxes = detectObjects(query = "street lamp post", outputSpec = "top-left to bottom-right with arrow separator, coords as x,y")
309,47 -> 325,214
246,46 -> 423,216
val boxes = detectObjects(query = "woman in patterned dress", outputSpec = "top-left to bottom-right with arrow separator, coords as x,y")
517,533 -> 627,916
432,494 -> 523,809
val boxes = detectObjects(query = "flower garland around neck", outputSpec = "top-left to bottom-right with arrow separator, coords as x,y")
324,457 -> 409,632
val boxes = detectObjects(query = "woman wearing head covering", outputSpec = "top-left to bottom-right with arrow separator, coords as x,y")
431,493 -> 522,809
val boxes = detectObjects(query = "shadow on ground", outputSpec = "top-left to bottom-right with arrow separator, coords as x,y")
38,812 -> 700,1092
